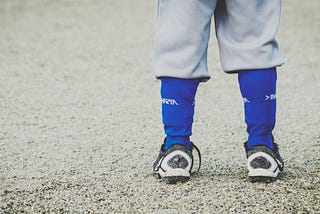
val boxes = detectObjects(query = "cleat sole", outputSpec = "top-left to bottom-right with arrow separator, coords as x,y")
163,176 -> 190,184
249,176 -> 279,183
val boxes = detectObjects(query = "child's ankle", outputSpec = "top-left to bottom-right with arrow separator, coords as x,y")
165,136 -> 191,150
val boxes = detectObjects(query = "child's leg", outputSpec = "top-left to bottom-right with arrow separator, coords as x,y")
153,77 -> 200,183
154,0 -> 217,150
161,78 -> 200,150
238,68 -> 277,149
239,68 -> 284,181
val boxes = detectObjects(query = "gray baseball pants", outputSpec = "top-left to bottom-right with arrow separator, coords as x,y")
153,0 -> 284,81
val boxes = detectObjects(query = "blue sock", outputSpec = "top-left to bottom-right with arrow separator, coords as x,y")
238,68 -> 277,150
161,78 -> 200,150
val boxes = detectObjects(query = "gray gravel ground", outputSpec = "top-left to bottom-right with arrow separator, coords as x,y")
0,0 -> 319,213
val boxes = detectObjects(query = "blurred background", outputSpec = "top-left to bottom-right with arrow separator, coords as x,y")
0,0 -> 319,212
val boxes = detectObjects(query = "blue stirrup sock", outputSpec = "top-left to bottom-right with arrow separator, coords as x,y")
161,78 -> 200,150
238,68 -> 277,150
